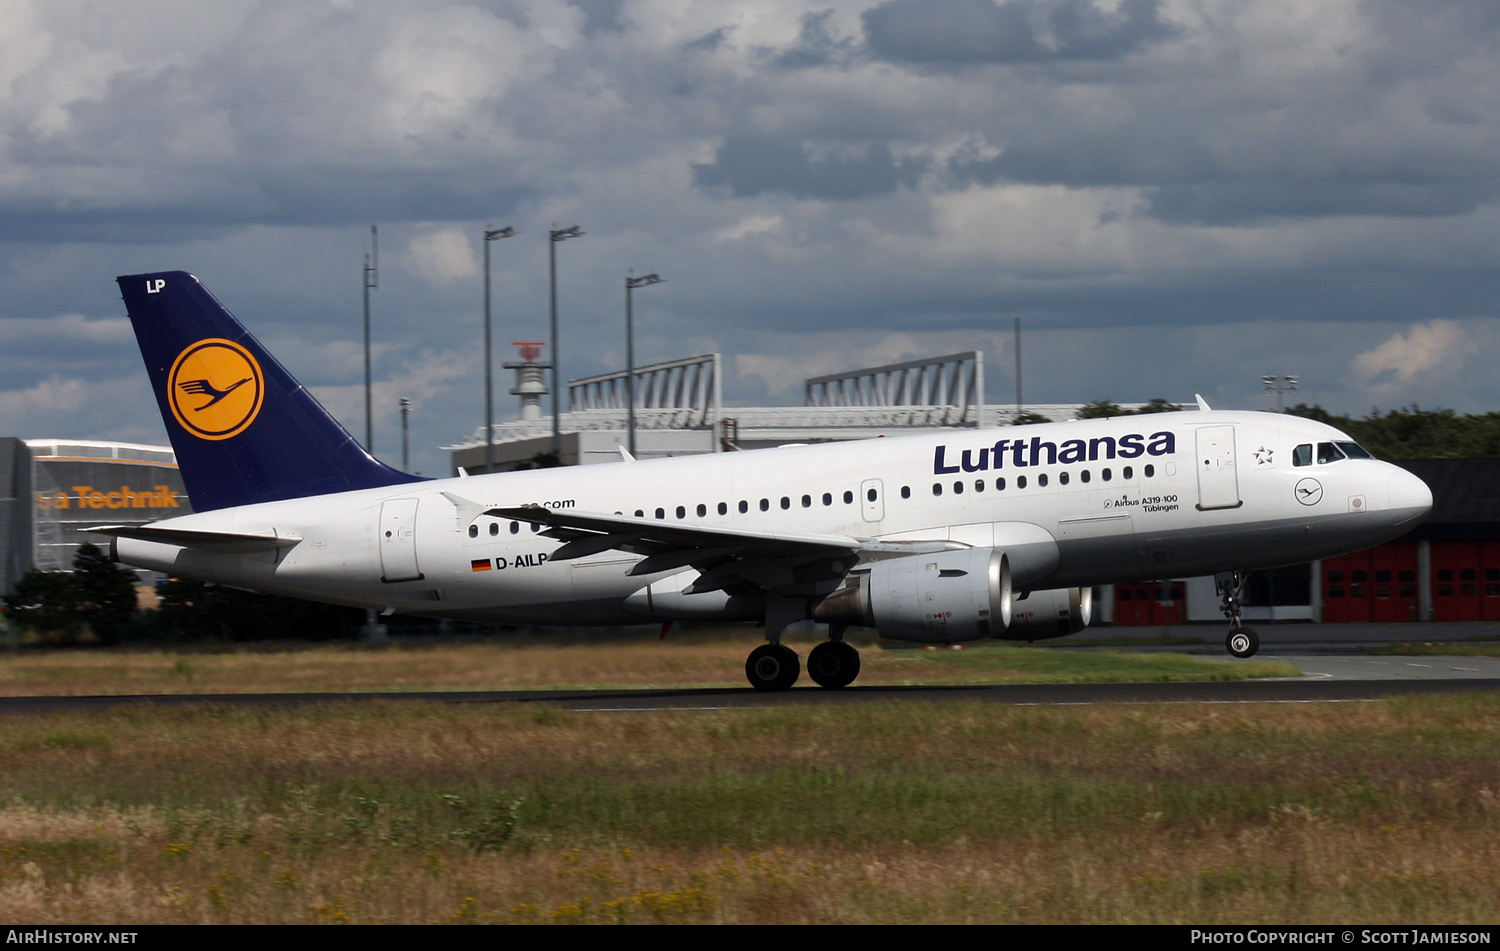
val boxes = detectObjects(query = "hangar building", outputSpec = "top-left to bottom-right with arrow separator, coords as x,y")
0,437 -> 190,595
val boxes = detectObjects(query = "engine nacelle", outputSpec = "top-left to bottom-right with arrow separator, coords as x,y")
999,586 -> 1093,641
814,548 -> 1012,643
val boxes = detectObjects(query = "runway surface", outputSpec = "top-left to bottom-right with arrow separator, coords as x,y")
1,623 -> 1496,715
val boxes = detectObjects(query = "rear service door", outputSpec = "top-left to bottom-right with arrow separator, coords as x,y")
379,498 -> 424,582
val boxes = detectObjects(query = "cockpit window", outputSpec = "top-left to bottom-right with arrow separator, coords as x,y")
1316,442 -> 1347,464
1336,441 -> 1373,459
1293,444 -> 1312,467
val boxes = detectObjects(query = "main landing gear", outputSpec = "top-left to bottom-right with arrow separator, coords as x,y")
1215,569 -> 1260,659
745,625 -> 861,691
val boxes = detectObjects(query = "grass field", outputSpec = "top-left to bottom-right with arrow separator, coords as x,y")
1,639 -> 1496,924
0,632 -> 1299,696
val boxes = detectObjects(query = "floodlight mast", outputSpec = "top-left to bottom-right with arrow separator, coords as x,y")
362,224 -> 378,453
1262,374 -> 1299,413
625,272 -> 665,457
483,225 -> 517,473
399,397 -> 411,472
549,225 -> 584,461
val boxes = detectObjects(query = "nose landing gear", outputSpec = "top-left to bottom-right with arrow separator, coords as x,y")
1216,570 -> 1260,659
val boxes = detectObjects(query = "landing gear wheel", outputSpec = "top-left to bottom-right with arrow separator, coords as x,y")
1226,627 -> 1259,659
807,641 -> 861,689
746,643 -> 801,691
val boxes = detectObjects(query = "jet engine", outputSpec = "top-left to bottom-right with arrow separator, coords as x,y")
999,586 -> 1093,641
813,548 -> 1012,643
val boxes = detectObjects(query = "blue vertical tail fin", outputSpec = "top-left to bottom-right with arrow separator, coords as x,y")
118,271 -> 424,512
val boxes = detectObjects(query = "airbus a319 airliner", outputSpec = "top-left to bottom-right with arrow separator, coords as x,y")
95,272 -> 1432,690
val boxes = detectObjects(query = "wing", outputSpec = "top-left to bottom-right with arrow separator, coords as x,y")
486,503 -> 961,595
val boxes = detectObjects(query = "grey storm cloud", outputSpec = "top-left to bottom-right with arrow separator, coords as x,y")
693,138 -> 918,200
862,0 -> 1177,65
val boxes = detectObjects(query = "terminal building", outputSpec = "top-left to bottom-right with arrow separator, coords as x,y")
1,437 -> 190,595
448,348 -> 1095,471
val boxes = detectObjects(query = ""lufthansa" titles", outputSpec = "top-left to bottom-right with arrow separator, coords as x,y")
934,432 -> 1176,475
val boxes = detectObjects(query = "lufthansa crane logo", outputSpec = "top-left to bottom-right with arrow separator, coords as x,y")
167,338 -> 264,440
1294,477 -> 1323,506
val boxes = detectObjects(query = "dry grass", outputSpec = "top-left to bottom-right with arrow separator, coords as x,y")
1,695 -> 1498,923
0,634 -> 1299,696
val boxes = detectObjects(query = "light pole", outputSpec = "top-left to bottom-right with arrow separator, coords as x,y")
483,225 -> 516,474
399,397 -> 411,472
625,272 -> 664,457
1262,374 -> 1299,413
362,224 -> 378,453
549,224 -> 584,461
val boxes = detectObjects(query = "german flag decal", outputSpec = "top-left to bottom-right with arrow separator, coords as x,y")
470,559 -> 492,572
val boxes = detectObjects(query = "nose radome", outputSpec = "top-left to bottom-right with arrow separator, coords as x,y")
1388,467 -> 1433,529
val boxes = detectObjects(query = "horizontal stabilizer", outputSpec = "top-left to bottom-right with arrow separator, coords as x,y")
87,524 -> 301,553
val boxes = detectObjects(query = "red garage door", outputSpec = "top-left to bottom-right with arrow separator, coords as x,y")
1430,541 -> 1500,621
1322,542 -> 1418,623
1113,582 -> 1186,625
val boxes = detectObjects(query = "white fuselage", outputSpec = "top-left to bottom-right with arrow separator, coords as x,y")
114,410 -> 1431,626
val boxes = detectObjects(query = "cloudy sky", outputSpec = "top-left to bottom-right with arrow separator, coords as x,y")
2,0 -> 1497,475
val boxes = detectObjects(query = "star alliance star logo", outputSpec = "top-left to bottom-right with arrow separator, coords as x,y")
1254,446 -> 1274,465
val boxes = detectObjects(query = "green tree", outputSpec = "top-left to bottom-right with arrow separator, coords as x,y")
2,543 -> 137,644
1286,404 -> 1500,460
1075,400 -> 1124,419
70,544 -> 138,645
156,578 -> 363,642
1013,412 -> 1053,426
1133,398 -> 1183,414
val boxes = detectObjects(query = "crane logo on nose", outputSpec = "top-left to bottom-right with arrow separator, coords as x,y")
1294,478 -> 1323,506
167,338 -> 264,441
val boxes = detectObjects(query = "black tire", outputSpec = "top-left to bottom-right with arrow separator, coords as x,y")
1226,627 -> 1259,659
807,641 -> 861,689
746,643 -> 800,691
